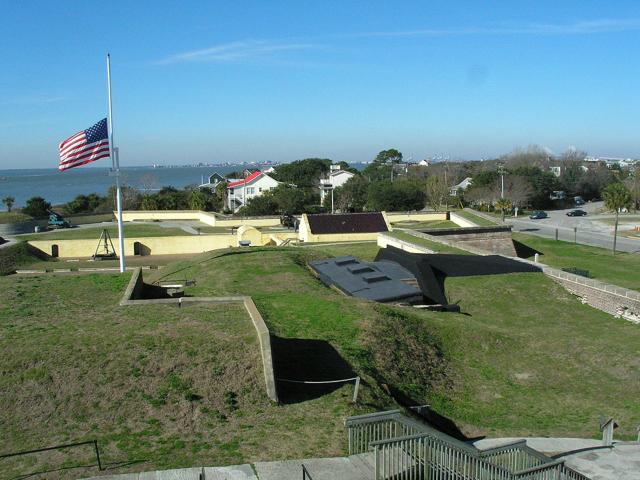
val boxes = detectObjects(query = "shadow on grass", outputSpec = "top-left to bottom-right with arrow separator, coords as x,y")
272,336 -> 356,404
513,240 -> 542,259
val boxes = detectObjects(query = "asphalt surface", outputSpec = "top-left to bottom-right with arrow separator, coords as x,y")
507,202 -> 640,253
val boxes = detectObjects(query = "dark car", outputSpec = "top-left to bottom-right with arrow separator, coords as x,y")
566,209 -> 587,217
529,210 -> 548,220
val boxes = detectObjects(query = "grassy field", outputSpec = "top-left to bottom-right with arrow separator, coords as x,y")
0,270 -> 381,479
18,224 -> 193,241
386,230 -> 470,254
151,245 -> 640,439
513,232 -> 640,291
3,242 -> 639,478
454,210 -> 499,227
0,211 -> 33,224
389,220 -> 459,229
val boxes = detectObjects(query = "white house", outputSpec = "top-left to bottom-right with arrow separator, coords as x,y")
449,177 -> 473,196
227,171 -> 280,212
319,166 -> 355,205
199,172 -> 226,190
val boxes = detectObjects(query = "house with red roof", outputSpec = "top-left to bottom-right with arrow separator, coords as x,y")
227,170 -> 280,212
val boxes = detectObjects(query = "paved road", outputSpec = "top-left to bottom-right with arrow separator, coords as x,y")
507,202 -> 640,254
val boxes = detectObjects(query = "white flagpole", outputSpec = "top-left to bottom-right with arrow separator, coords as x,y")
106,53 -> 126,273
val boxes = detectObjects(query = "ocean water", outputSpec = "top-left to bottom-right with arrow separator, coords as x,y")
0,163 -> 368,209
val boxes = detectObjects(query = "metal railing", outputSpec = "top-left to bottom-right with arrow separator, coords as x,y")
302,463 -> 314,479
0,440 -> 102,472
345,411 -> 591,480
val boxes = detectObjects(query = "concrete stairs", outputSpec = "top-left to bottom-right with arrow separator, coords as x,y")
255,453 -> 374,479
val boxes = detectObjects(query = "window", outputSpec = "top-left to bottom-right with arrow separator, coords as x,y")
259,187 -> 263,192
229,188 -> 234,194
247,187 -> 255,195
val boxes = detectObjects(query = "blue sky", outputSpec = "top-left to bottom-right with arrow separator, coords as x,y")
1,1 -> 639,168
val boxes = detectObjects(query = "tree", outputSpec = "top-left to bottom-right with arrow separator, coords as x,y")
330,176 -> 369,212
623,166 -> 639,212
602,183 -> 632,255
140,195 -> 159,210
367,179 -> 425,211
374,149 -> 403,165
22,196 -> 51,218
63,193 -> 106,215
188,189 -> 208,210
363,149 -> 403,182
424,175 -> 449,211
271,158 -> 332,187
494,198 -> 513,222
2,196 -> 15,212
502,176 -> 534,208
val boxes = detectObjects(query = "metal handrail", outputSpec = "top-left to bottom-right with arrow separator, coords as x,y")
0,440 -> 102,471
301,463 -> 313,479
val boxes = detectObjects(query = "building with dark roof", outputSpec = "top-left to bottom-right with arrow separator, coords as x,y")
299,212 -> 390,242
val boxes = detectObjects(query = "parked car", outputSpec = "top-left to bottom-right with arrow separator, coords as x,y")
529,210 -> 548,219
566,209 -> 587,217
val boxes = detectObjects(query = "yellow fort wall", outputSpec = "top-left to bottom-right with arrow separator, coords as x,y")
386,212 -> 448,224
119,210 -> 281,228
28,230 -> 299,258
28,234 -> 236,258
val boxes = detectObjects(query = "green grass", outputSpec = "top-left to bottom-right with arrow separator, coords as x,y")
3,243 -> 639,478
0,211 -> 33,224
151,245 -> 639,440
0,242 -> 50,275
454,210 -> 499,227
0,271 -> 379,479
513,232 -> 640,291
390,220 -> 459,229
387,231 -> 471,254
18,224 -> 193,241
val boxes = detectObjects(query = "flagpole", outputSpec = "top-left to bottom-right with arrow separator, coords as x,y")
107,53 -> 126,273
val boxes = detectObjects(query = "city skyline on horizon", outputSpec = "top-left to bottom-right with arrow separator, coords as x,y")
2,1 -> 640,168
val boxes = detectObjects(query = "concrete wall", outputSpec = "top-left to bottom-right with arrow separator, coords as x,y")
119,210 -> 281,228
120,268 -> 279,402
215,216 -> 281,228
411,227 -> 517,257
386,212 -> 448,224
449,212 -> 477,228
377,233 -> 435,253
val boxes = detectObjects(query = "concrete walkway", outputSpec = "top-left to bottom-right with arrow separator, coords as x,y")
79,443 -> 640,480
83,464 -> 257,480
473,437 -> 603,453
81,454 -> 374,480
473,437 -> 640,480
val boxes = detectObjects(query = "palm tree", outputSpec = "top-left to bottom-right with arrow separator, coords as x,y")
602,183 -> 632,254
494,198 -> 513,222
2,196 -> 14,212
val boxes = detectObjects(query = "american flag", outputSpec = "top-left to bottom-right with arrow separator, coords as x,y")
58,118 -> 110,171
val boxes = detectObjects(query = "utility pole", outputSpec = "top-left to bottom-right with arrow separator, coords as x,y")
498,164 -> 505,199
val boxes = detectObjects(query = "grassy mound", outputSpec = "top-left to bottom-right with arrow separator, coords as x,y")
0,270 -> 382,478
153,244 -> 640,440
0,242 -> 50,275
2,242 -> 638,477
513,232 -> 640,291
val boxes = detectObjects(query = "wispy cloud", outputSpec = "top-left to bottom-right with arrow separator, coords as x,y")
345,18 -> 640,38
156,40 -> 317,65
